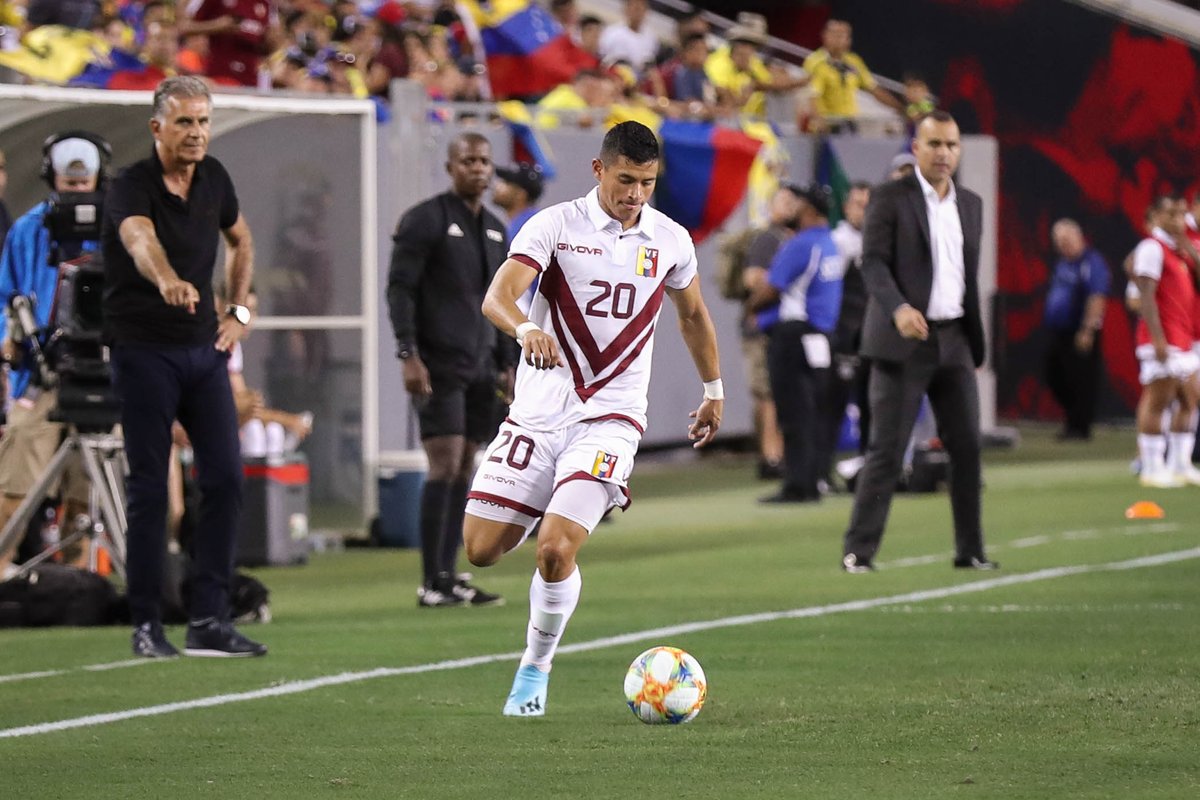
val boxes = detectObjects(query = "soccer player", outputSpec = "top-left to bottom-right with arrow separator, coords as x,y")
461,121 -> 723,717
1131,194 -> 1199,487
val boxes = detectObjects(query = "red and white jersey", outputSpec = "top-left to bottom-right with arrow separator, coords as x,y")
507,188 -> 698,434
1133,227 -> 1196,351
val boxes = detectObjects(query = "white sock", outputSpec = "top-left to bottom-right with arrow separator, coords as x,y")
520,567 -> 581,672
1168,432 -> 1195,474
1138,434 -> 1167,475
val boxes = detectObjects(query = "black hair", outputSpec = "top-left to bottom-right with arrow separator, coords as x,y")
901,70 -> 927,86
599,121 -> 659,166
1151,193 -> 1182,213
448,131 -> 490,159
916,109 -> 956,127
579,15 -> 603,28
680,32 -> 707,49
850,180 -> 872,192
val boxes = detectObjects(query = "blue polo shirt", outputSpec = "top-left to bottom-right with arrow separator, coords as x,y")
767,223 -> 843,333
1044,247 -> 1110,331
0,201 -> 98,400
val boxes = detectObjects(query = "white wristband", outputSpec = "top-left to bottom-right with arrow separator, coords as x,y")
702,378 -> 724,401
515,321 -> 540,343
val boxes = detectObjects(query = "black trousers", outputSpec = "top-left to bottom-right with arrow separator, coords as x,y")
1044,329 -> 1100,437
767,321 -> 829,499
822,352 -> 871,479
843,321 -> 984,561
112,343 -> 243,625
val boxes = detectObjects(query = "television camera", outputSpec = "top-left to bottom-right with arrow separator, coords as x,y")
7,189 -> 119,432
0,186 -> 128,580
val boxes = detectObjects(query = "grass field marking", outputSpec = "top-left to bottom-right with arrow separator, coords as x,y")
878,602 -> 1187,614
877,521 -> 1181,569
0,670 -> 61,685
0,657 -> 165,685
3,546 -> 1198,742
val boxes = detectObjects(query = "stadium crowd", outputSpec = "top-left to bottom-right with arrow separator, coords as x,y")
0,1 -> 916,133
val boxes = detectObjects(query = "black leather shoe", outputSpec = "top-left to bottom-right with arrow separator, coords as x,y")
841,553 -> 875,573
953,556 -> 1000,570
184,619 -> 268,657
759,490 -> 820,504
132,621 -> 179,658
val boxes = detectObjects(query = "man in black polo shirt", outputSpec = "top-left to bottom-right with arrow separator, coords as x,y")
388,132 -> 514,608
102,76 -> 265,658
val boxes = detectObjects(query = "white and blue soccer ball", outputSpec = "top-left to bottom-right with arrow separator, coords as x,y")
623,646 -> 707,724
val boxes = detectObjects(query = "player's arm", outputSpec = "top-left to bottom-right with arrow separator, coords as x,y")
481,258 -> 563,370
118,216 -> 199,313
666,277 -> 722,448
216,213 -> 254,352
1132,240 -> 1167,361
1134,275 -> 1167,362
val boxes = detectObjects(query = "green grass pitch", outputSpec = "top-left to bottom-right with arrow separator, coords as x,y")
2,426 -> 1198,799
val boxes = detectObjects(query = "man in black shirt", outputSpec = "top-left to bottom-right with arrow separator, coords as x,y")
387,132 -> 514,608
102,76 -> 265,658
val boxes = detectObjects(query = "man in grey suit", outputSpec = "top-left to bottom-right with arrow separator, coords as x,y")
841,110 -> 997,573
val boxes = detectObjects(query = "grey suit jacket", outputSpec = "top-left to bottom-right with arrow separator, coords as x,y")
858,173 -> 986,367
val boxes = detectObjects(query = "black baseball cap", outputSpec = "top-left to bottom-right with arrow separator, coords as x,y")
789,182 -> 832,218
495,163 -> 545,202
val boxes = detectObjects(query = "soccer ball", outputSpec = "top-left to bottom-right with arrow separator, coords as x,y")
623,646 -> 707,724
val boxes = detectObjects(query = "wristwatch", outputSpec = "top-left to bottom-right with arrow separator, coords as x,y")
397,343 -> 417,360
226,304 -> 251,325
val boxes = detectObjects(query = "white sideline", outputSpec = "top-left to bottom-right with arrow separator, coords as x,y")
0,521 -> 1180,687
2,546 -> 1198,740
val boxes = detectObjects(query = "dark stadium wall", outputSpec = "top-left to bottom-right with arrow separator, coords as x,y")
827,0 -> 1200,420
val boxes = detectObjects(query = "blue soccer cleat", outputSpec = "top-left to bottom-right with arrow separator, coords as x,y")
503,664 -> 550,717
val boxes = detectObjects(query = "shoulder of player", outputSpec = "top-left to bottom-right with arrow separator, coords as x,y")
520,197 -> 584,235
646,206 -> 693,250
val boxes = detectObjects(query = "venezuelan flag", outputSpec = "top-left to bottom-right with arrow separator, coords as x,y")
495,100 -> 557,180
461,0 -> 596,100
654,119 -> 764,244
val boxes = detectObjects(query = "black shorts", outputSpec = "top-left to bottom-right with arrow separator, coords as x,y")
416,374 -> 501,442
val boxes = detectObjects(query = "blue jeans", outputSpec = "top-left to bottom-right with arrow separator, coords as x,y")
111,343 -> 243,625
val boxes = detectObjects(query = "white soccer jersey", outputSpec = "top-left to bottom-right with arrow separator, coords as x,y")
506,188 -> 699,434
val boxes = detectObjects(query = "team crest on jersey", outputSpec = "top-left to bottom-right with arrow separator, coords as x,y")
635,246 -> 659,278
591,451 -> 618,479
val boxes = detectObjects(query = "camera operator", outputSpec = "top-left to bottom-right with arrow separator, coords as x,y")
0,134 -> 105,579
102,76 -> 264,659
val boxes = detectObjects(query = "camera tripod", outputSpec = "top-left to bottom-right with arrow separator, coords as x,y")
0,428 -> 128,580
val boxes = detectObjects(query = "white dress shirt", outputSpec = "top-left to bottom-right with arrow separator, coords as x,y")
598,24 -> 660,73
915,168 -> 965,321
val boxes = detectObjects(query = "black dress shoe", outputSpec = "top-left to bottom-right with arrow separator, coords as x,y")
953,556 -> 999,570
184,618 -> 268,657
757,460 -> 783,480
759,490 -> 820,504
132,621 -> 179,658
841,553 -> 875,573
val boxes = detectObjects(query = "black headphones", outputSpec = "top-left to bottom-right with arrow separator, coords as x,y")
40,130 -> 113,190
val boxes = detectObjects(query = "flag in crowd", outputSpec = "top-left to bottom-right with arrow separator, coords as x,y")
461,0 -> 596,100
654,119 -> 764,243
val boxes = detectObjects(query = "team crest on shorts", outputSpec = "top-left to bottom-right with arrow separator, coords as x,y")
591,451 -> 618,479
635,246 -> 659,278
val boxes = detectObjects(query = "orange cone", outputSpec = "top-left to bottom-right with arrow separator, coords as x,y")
1125,500 -> 1165,519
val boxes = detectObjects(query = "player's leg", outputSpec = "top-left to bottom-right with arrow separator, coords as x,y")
1136,350 -> 1183,487
503,421 -> 637,717
503,481 -> 609,718
441,378 -> 507,606
1166,360 -> 1200,484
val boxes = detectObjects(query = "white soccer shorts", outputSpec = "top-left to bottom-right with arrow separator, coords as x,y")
1136,344 -> 1200,385
466,418 -> 639,531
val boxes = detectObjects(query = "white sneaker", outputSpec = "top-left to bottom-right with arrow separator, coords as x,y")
1140,471 -> 1185,489
1176,466 -> 1200,487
